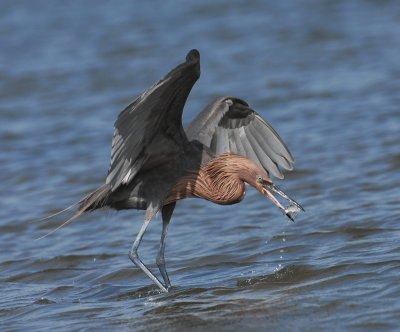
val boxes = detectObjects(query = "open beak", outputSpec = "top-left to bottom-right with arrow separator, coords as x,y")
258,178 -> 305,222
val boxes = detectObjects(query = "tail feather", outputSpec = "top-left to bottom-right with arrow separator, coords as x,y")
36,209 -> 86,240
78,183 -> 112,212
35,184 -> 112,239
30,201 -> 81,223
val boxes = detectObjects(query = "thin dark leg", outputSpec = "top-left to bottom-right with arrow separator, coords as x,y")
128,219 -> 168,292
156,203 -> 176,290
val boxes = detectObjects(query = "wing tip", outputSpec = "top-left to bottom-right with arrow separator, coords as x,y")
186,49 -> 200,62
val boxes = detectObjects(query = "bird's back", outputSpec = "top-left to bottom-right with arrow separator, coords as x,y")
104,141 -> 206,210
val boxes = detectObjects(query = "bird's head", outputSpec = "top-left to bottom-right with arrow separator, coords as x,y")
209,153 -> 304,220
254,174 -> 304,222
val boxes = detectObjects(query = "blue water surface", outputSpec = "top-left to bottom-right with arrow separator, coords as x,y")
1,1 -> 400,331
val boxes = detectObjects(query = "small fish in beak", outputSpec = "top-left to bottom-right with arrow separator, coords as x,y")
257,176 -> 305,222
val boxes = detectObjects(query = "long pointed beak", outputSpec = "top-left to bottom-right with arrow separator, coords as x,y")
259,179 -> 305,222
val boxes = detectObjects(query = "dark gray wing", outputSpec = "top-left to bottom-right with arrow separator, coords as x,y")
186,96 -> 294,179
106,49 -> 200,191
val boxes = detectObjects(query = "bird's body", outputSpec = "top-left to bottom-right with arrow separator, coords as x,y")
40,49 -> 304,292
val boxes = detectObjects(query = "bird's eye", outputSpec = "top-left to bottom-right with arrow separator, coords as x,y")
257,175 -> 263,183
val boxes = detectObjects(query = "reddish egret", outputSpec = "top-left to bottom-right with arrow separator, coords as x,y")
40,49 -> 303,292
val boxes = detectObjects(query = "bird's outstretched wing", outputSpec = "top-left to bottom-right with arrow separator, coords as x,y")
106,49 -> 200,191
186,97 -> 294,179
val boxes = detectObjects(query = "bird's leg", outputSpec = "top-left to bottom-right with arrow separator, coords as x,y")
156,219 -> 170,288
128,219 -> 168,292
156,203 -> 176,291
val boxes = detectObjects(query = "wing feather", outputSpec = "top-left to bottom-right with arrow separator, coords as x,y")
244,126 -> 283,178
186,96 -> 295,178
106,49 -> 200,191
237,126 -> 261,168
232,128 -> 247,156
247,124 -> 293,171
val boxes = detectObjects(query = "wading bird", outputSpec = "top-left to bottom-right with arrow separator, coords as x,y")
39,49 -> 304,292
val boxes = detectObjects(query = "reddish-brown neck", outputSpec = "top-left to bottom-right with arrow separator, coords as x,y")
164,153 -> 269,206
